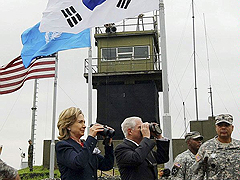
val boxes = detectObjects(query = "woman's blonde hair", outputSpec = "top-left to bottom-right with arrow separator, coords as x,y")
57,107 -> 83,140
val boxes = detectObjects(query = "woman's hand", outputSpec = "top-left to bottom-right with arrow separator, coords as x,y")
89,123 -> 104,137
103,125 -> 115,145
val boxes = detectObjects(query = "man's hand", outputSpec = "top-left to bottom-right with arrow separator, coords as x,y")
141,123 -> 150,138
154,133 -> 163,139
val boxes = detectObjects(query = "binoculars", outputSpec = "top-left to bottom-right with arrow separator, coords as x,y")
90,124 -> 115,138
98,125 -> 115,138
149,123 -> 162,136
90,124 -> 115,145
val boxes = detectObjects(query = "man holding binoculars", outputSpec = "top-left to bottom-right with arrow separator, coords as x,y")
115,116 -> 170,180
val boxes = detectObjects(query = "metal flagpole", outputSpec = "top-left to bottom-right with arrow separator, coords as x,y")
87,28 -> 93,134
30,78 -> 39,164
159,0 -> 173,167
49,53 -> 58,178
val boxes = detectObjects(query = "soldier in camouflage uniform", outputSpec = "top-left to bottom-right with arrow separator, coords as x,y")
28,139 -> 33,171
0,158 -> 21,180
171,131 -> 203,180
192,114 -> 240,179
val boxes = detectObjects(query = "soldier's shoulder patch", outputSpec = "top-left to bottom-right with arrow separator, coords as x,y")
174,162 -> 181,168
195,153 -> 202,162
172,162 -> 181,176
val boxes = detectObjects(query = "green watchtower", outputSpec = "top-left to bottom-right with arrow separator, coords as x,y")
84,14 -> 163,139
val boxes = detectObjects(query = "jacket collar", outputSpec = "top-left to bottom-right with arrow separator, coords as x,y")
64,138 -> 95,169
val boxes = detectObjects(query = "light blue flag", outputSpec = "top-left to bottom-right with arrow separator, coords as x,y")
21,22 -> 91,68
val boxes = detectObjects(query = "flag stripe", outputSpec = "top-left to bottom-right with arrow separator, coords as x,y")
0,56 -> 22,70
0,70 -> 55,85
0,56 -> 55,95
0,61 -> 55,76
0,67 -> 55,81
0,59 -> 55,81
0,73 -> 55,89
0,73 -> 55,87
0,75 -> 55,94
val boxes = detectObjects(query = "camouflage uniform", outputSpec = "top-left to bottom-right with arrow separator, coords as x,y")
28,140 -> 33,171
171,149 -> 195,180
0,158 -> 18,179
192,136 -> 240,180
159,176 -> 171,180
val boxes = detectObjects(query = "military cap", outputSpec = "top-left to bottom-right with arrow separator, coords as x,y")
215,114 -> 233,125
185,131 -> 203,142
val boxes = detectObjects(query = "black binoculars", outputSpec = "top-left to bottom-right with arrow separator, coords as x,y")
98,125 -> 115,138
149,123 -> 162,136
90,124 -> 115,138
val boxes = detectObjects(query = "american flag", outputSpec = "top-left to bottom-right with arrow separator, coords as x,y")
0,56 -> 55,95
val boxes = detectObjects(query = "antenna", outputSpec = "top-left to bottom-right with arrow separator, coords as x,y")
191,0 -> 199,121
183,102 -> 187,134
203,13 -> 214,117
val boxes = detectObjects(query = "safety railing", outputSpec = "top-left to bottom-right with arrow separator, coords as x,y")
95,13 -> 159,34
84,54 -> 161,74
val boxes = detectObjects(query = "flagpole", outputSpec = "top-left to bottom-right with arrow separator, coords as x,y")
87,28 -> 93,133
30,78 -> 39,164
159,0 -> 173,168
49,53 -> 58,178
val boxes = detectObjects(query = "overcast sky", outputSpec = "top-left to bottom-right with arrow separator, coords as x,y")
0,0 -> 239,169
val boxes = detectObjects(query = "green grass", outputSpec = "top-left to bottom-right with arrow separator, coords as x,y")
18,166 -> 164,179
18,166 -> 119,180
18,166 -> 60,180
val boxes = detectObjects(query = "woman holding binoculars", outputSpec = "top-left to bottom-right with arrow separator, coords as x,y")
55,107 -> 114,180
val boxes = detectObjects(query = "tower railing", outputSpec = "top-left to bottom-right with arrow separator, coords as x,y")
84,54 -> 161,74
95,13 -> 158,34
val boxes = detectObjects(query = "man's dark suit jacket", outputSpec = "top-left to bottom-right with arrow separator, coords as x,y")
115,137 -> 170,180
56,136 -> 114,180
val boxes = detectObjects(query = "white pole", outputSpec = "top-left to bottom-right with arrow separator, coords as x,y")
31,78 -> 39,163
159,0 -> 173,168
87,28 -> 93,133
49,54 -> 58,178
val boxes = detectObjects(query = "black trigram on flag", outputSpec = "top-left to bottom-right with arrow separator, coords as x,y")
61,6 -> 82,28
116,0 -> 132,9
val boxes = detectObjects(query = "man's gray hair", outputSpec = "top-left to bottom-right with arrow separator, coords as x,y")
121,117 -> 142,137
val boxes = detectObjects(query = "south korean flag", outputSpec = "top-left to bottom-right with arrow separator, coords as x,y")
40,0 -> 159,34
